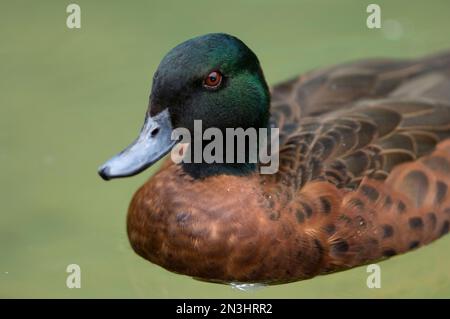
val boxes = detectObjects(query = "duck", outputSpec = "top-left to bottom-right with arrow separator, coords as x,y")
99,33 -> 450,285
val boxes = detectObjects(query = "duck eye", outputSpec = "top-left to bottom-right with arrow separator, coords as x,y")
203,71 -> 222,89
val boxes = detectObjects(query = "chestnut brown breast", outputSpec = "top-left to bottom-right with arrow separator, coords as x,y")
127,163 -> 334,283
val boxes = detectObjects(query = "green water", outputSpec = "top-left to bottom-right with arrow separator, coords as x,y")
1,0 -> 450,298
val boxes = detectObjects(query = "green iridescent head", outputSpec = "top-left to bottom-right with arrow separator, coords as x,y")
150,33 -> 270,131
99,33 -> 270,180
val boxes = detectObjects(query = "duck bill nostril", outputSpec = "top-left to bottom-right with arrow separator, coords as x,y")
151,127 -> 160,137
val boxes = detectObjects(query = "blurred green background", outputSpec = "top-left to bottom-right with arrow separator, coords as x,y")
1,0 -> 450,298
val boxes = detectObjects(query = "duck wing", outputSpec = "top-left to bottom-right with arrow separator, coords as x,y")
261,52 -> 450,277
270,51 -> 450,129
268,51 -> 450,190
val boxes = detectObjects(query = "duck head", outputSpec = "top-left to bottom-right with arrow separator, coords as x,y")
98,33 -> 270,180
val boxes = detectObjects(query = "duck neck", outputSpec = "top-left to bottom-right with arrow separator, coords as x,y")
180,125 -> 270,179
182,161 -> 256,179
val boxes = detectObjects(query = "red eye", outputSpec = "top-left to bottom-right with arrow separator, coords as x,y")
203,71 -> 222,88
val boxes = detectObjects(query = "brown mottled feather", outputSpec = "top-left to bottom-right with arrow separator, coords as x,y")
128,51 -> 450,284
